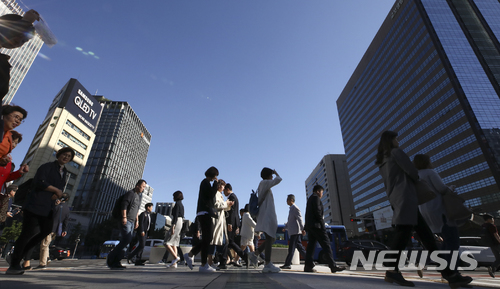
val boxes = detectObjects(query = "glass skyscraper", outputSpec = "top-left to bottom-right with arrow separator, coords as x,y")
73,100 -> 152,228
0,0 -> 44,104
337,0 -> 500,233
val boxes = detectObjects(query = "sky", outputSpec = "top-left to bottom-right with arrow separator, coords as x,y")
9,0 -> 396,225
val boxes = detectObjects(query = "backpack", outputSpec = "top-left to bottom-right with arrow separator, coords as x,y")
111,193 -> 126,219
249,189 -> 259,217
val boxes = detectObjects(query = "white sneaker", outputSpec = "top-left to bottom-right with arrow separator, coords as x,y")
184,253 -> 194,270
210,264 -> 219,271
199,263 -> 216,273
170,256 -> 180,266
166,263 -> 177,269
262,262 -> 281,273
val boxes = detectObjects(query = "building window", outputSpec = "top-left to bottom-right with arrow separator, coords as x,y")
66,120 -> 91,140
62,130 -> 88,150
57,141 -> 84,159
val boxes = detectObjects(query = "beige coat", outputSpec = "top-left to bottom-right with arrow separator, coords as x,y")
211,191 -> 229,246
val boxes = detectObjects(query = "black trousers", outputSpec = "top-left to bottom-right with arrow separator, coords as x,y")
305,228 -> 335,269
190,214 -> 213,265
256,233 -> 275,263
128,233 -> 147,263
284,234 -> 307,266
226,230 -> 246,261
10,210 -> 53,268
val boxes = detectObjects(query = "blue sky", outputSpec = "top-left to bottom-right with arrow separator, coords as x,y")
11,0 -> 395,224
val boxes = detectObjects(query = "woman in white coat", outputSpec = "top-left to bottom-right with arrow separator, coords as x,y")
249,167 -> 282,273
207,180 -> 233,269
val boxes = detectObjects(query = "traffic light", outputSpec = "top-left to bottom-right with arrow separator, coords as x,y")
350,218 -> 361,222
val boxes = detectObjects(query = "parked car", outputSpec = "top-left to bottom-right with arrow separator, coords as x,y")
31,245 -> 70,261
338,239 -> 390,266
128,238 -> 164,263
99,240 -> 120,259
459,236 -> 495,268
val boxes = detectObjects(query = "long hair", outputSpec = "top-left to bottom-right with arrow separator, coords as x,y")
375,131 -> 398,165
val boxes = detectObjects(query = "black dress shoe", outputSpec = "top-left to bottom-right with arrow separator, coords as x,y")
280,265 -> 291,269
218,264 -> 228,270
232,262 -> 242,267
330,265 -> 345,273
384,271 -> 415,287
443,273 -> 472,288
304,267 -> 317,273
134,263 -> 145,266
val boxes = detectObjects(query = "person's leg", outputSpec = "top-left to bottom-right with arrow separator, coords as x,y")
304,230 -> 317,270
315,229 -> 337,269
9,211 -> 42,269
189,214 -> 213,266
135,234 -> 146,264
109,221 -> 133,267
284,234 -> 299,266
127,233 -> 141,261
39,233 -> 53,266
296,235 -> 307,257
263,233 -> 275,264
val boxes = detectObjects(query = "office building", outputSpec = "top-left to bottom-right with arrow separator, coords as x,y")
305,155 -> 356,236
337,0 -> 500,233
72,100 -> 151,229
138,184 -> 154,214
156,202 -> 174,218
17,78 -> 102,201
0,0 -> 44,104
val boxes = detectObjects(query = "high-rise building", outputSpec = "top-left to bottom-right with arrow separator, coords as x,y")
138,184 -> 154,214
155,202 -> 174,218
72,100 -> 151,229
305,155 -> 356,236
0,0 -> 44,104
16,78 -> 102,200
337,0 -> 500,233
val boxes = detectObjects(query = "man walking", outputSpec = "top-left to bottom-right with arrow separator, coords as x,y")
107,179 -> 147,270
304,185 -> 344,273
280,194 -> 306,269
35,193 -> 70,269
223,183 -> 247,267
128,202 -> 153,266
482,214 -> 500,277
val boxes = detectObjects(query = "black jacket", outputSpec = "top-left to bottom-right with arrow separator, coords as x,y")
24,161 -> 67,217
305,194 -> 325,231
196,178 -> 218,214
172,200 -> 184,225
225,193 -> 240,229
138,211 -> 151,235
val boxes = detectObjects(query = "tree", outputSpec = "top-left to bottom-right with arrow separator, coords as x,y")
0,220 -> 22,244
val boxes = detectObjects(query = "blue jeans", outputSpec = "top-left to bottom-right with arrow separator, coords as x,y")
107,220 -> 134,267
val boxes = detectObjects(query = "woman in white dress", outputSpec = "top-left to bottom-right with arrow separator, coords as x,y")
165,191 -> 184,269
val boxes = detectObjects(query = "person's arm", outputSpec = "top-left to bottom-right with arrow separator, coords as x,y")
392,148 -> 419,182
120,192 -> 132,225
138,212 -> 145,236
296,206 -> 305,232
257,175 -> 283,206
494,232 -> 500,244
311,196 -> 323,225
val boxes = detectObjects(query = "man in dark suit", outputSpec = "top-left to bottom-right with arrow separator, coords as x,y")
304,185 -> 344,273
223,183 -> 247,267
128,202 -> 153,266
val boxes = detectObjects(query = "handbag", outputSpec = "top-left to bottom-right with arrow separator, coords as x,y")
442,190 -> 472,220
416,180 -> 437,205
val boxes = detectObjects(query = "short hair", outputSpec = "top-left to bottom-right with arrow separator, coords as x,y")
482,214 -> 495,221
145,202 -> 153,209
10,130 -> 22,143
205,166 -> 219,178
56,147 -> 75,161
243,204 -> 249,212
413,154 -> 432,170
224,183 -> 232,191
62,193 -> 70,201
2,104 -> 27,119
287,194 -> 295,202
136,179 -> 147,187
173,190 -> 184,201
313,185 -> 324,193
6,184 -> 17,192
261,167 -> 273,179
217,179 -> 226,188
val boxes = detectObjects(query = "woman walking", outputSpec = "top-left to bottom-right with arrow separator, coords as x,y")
165,190 -> 184,269
376,131 -> 471,288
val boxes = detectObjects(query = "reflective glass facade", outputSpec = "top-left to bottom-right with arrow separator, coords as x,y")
337,0 -> 500,224
73,101 -> 152,227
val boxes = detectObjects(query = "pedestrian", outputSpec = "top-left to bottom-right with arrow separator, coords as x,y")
207,179 -> 233,270
128,202 -> 153,266
304,185 -> 344,273
0,10 -> 39,140
0,105 -> 27,159
184,166 -> 221,273
0,131 -> 27,194
376,131 -> 471,287
35,193 -> 71,269
482,214 -> 500,278
281,194 -> 306,270
240,204 -> 256,255
107,179 -> 147,270
248,168 -> 282,273
165,191 -> 184,269
6,147 -> 73,275
223,183 -> 248,267
413,154 -> 472,282
0,184 -> 19,223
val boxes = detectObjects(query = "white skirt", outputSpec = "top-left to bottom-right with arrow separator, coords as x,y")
240,237 -> 253,247
166,217 -> 183,247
